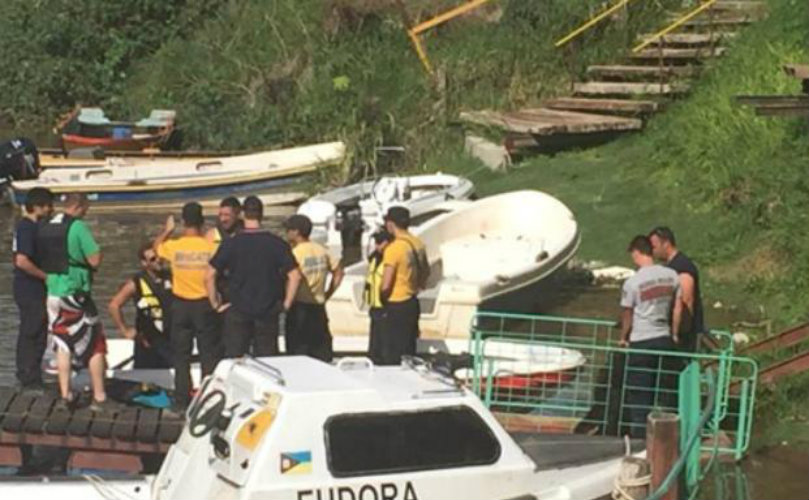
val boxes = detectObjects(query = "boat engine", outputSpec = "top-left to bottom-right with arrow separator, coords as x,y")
0,137 -> 40,183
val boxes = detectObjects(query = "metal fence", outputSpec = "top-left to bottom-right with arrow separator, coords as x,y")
467,312 -> 758,475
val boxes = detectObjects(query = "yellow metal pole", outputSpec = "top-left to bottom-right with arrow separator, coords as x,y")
411,0 -> 493,35
633,0 -> 719,53
555,0 -> 633,48
408,30 -> 434,74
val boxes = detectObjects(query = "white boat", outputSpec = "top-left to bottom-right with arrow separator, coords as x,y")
11,141 -> 345,210
151,355 -> 641,500
327,190 -> 580,345
297,173 -> 474,258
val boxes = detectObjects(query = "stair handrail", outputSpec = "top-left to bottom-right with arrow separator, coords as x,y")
633,0 -> 720,53
555,0 -> 637,48
405,0 -> 494,74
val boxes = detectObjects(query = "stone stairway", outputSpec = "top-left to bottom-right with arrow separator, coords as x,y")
460,1 -> 765,154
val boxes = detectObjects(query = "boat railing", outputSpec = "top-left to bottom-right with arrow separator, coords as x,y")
468,311 -> 758,498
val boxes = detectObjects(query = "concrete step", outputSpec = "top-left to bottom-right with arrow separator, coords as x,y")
544,97 -> 661,116
630,47 -> 727,62
587,64 -> 698,81
636,32 -> 736,47
573,81 -> 689,97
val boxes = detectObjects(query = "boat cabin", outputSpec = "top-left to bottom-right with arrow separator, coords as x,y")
154,356 -> 634,500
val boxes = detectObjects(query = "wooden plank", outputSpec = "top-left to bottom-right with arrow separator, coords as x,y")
586,64 -> 698,80
460,108 -> 642,136
631,47 -> 727,61
23,393 -> 56,434
712,1 -> 766,11
636,32 -> 735,47
67,407 -> 93,437
112,408 -> 139,442
574,82 -> 689,97
69,451 -> 142,473
759,350 -> 809,385
2,393 -> 36,433
544,97 -> 660,115
740,323 -> 809,355
0,430 -> 170,453
136,408 -> 161,444
677,16 -> 757,28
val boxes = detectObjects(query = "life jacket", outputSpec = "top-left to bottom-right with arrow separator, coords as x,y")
36,213 -> 77,274
364,252 -> 385,309
133,271 -> 172,339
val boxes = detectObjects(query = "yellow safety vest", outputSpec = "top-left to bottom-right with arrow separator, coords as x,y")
135,276 -> 165,334
364,254 -> 385,309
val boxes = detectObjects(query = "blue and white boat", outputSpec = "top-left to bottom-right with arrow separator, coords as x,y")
11,141 -> 345,210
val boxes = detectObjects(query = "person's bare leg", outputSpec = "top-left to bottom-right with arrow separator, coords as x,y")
88,353 -> 107,403
56,349 -> 72,400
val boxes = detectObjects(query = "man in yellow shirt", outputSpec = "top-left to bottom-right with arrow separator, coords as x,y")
154,202 -> 219,410
284,214 -> 343,361
378,206 -> 429,365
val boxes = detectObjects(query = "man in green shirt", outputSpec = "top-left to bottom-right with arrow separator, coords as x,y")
40,193 -> 108,411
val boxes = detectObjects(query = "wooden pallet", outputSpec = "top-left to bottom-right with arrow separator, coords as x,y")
460,108 -> 643,136
635,32 -> 736,47
630,47 -> 727,62
0,387 -> 184,472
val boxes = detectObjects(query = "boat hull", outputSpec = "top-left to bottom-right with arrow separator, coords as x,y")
61,132 -> 170,152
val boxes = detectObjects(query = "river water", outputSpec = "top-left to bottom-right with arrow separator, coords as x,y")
0,208 -> 806,498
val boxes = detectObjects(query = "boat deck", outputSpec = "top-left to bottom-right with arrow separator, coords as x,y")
511,433 -> 644,470
0,387 -> 184,473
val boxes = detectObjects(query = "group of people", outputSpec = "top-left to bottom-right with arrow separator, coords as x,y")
12,189 -> 431,411
619,227 -> 704,436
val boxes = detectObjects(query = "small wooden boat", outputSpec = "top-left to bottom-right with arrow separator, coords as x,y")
57,107 -> 176,152
11,141 -> 345,210
297,173 -> 474,258
328,190 -> 580,340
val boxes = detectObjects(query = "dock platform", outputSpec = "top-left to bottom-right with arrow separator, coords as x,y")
0,387 -> 184,473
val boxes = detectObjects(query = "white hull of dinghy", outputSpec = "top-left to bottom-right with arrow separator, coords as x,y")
1,476 -> 151,500
327,190 -> 580,340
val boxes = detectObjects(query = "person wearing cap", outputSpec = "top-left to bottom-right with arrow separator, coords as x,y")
378,206 -> 430,365
365,230 -> 394,364
154,202 -> 219,410
284,214 -> 343,362
208,196 -> 301,359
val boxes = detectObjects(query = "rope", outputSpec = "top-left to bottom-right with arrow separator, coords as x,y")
612,473 -> 652,500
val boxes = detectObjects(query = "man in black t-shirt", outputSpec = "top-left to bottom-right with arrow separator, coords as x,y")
207,196 -> 302,357
12,188 -> 54,391
649,226 -> 705,352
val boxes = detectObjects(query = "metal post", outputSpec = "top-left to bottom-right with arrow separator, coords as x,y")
647,412 -> 680,500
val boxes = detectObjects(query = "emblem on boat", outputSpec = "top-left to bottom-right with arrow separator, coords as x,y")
281,450 -> 313,475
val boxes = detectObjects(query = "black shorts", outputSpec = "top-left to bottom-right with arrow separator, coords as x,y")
285,302 -> 333,362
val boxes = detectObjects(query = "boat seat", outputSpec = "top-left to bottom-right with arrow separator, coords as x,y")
77,107 -> 111,126
511,433 -> 644,471
440,235 -> 544,282
135,109 -> 177,128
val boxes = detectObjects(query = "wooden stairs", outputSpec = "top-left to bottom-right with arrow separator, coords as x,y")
460,1 -> 765,154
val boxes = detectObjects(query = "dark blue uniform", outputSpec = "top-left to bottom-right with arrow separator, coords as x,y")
12,218 -> 47,387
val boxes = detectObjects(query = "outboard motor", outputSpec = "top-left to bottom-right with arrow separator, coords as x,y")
0,137 -> 40,183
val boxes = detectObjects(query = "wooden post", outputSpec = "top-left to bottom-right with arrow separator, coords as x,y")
647,411 -> 680,500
